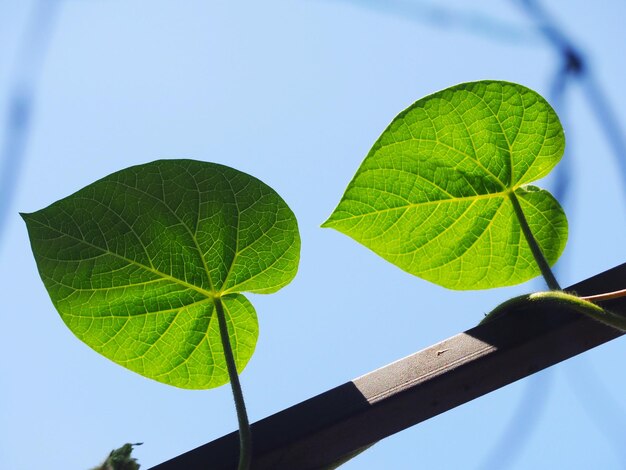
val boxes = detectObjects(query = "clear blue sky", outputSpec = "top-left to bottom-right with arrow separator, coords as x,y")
2,1 -> 626,469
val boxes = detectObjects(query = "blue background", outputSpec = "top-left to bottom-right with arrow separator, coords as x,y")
2,1 -> 626,469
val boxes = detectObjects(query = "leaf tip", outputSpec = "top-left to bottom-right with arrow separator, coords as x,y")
320,215 -> 336,229
19,211 -> 36,226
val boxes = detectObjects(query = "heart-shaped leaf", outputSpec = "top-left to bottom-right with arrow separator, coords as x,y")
23,159 -> 300,389
323,81 -> 567,290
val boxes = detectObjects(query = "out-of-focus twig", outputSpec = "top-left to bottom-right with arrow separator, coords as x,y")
0,0 -> 61,252
476,371 -> 553,470
332,0 -> 540,44
517,0 -> 626,197
566,357 -> 626,466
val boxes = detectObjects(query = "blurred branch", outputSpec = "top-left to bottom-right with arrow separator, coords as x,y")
0,0 -> 61,250
332,0 -> 540,44
579,73 -> 626,184
476,371 -> 553,470
516,0 -> 626,196
566,357 -> 626,466
549,66 -> 573,205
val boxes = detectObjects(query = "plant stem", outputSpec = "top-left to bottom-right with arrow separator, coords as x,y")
481,290 -> 626,331
214,296 -> 252,470
581,288 -> 626,302
508,191 -> 561,290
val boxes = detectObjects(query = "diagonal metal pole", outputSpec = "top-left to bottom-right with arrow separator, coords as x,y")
151,262 -> 626,470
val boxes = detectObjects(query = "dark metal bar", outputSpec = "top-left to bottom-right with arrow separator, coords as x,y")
151,262 -> 626,470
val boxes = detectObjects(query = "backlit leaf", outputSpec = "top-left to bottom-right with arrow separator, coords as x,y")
323,81 -> 567,290
23,159 -> 300,389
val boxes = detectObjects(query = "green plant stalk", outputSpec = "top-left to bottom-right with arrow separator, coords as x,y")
508,191 -> 561,290
214,296 -> 252,470
481,290 -> 626,331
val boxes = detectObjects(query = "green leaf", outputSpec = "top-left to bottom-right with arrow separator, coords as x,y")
22,159 -> 300,389
92,443 -> 142,470
323,81 -> 567,290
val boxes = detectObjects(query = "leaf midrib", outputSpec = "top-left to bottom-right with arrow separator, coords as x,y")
28,216 -> 215,300
219,175 -> 243,293
116,174 -> 275,296
464,87 -> 515,187
116,177 -> 219,294
331,188 -> 517,223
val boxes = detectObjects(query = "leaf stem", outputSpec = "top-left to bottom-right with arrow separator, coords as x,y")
508,191 -> 561,290
581,288 -> 626,302
214,296 -> 252,470
481,290 -> 626,331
